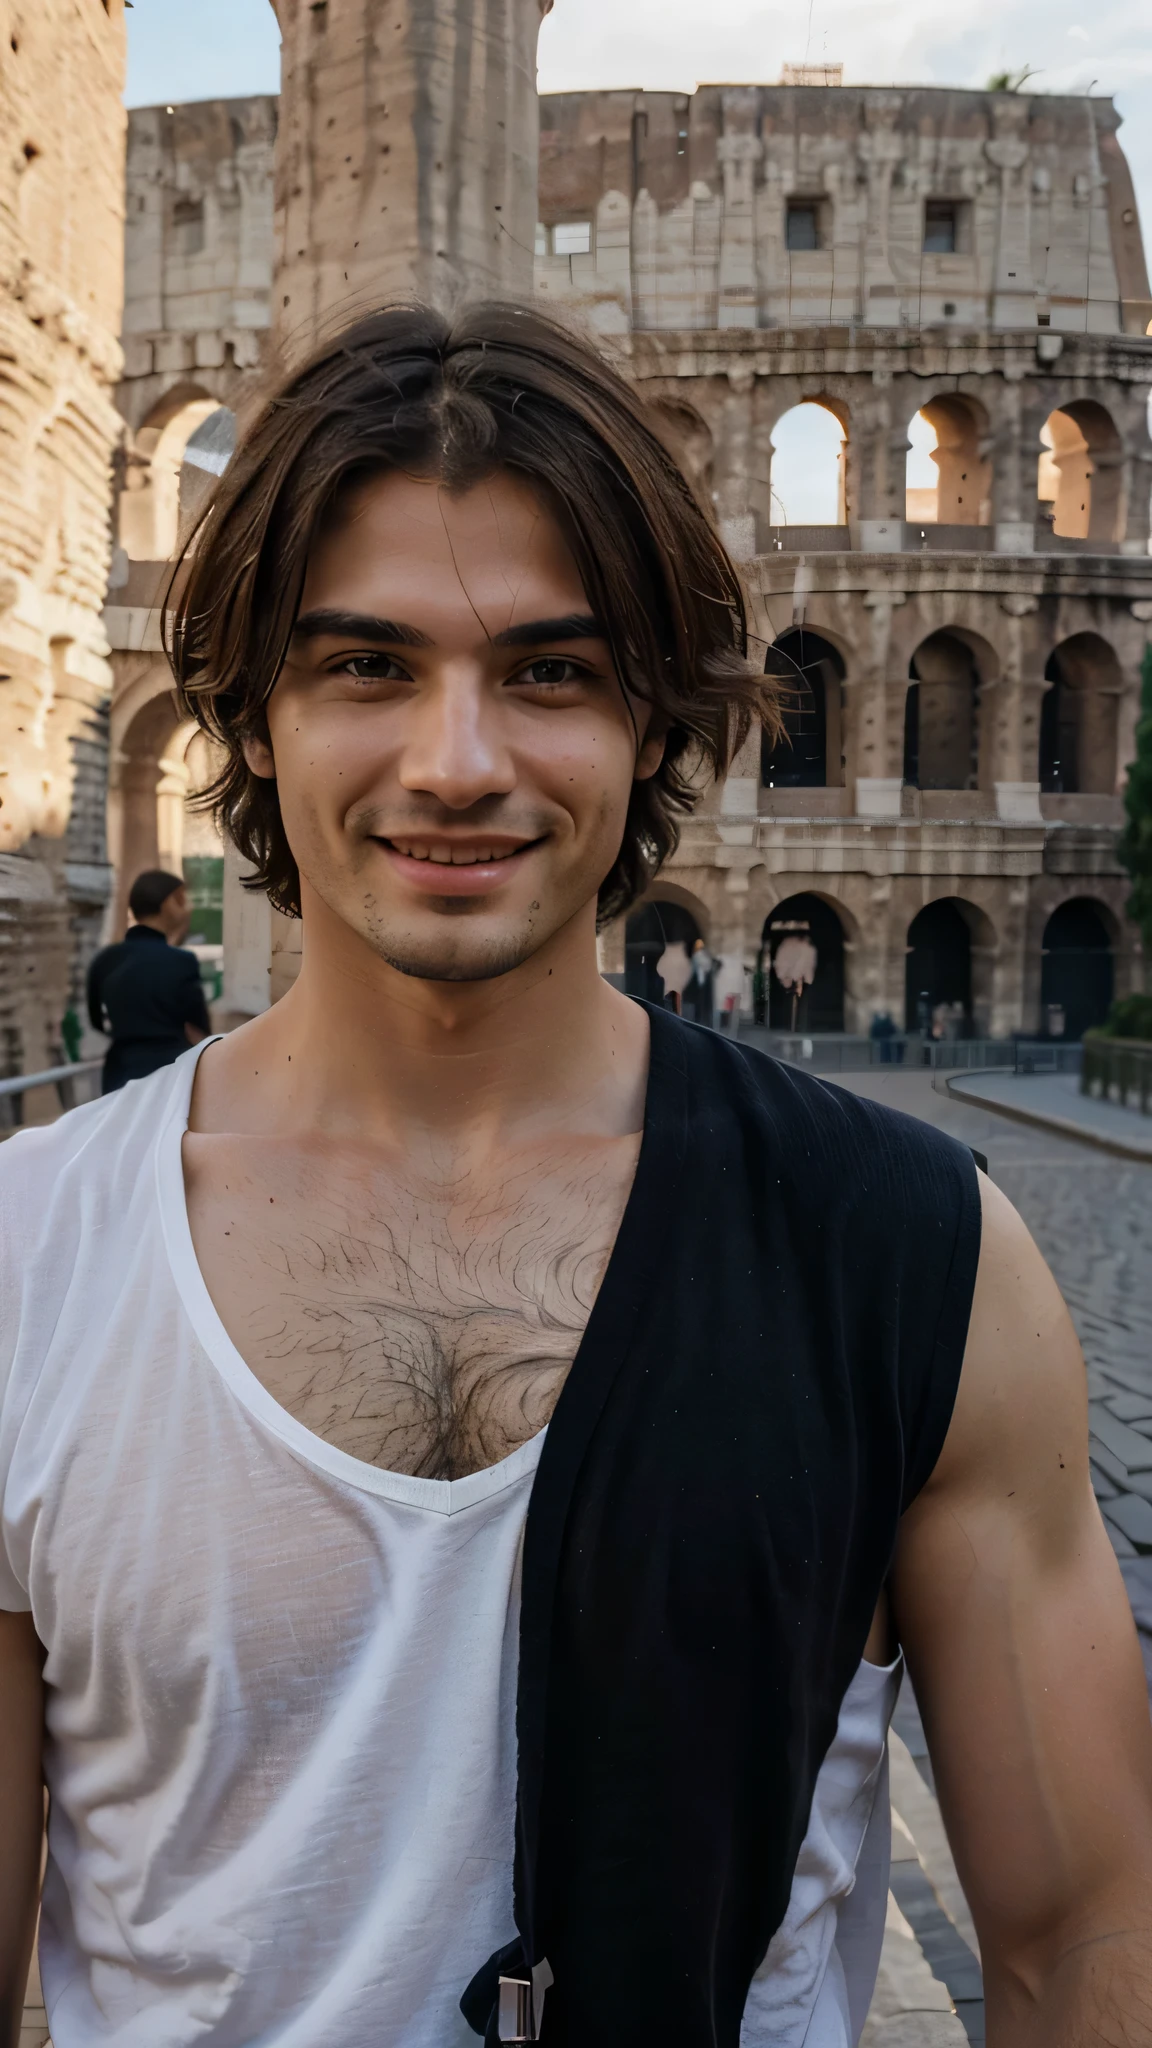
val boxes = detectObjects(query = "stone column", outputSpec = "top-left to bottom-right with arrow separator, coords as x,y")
714,364 -> 756,562
849,590 -> 906,817
985,105 -> 1035,330
990,379 -> 1044,556
1121,449 -> 1152,555
715,90 -> 762,331
270,0 -> 553,352
0,0 -> 127,1073
987,594 -> 1044,820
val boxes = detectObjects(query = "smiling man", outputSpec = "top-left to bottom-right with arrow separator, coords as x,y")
1,305 -> 1151,2048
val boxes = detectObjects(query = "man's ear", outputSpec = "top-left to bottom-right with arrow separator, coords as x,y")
242,731 -> 276,780
634,721 -> 667,784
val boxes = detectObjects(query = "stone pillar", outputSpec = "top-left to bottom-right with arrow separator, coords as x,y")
270,0 -> 553,352
985,104 -> 1035,330
990,381 -> 1044,556
714,365 -> 756,562
0,0 -> 127,1073
857,97 -> 903,327
1121,449 -> 1152,556
987,594 -> 1044,820
849,590 -> 906,817
715,91 -> 762,331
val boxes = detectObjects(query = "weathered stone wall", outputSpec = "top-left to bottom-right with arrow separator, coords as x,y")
0,0 -> 126,1078
596,539 -> 1148,1035
536,84 -> 1152,338
271,0 -> 553,354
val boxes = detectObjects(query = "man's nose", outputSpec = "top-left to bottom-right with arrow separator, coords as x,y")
396,670 -> 516,810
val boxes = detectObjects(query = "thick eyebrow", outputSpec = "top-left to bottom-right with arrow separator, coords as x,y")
490,613 -> 606,649
290,609 -> 606,652
291,610 -> 432,647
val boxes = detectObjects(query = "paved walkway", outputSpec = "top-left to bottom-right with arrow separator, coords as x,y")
946,1069 -> 1152,1160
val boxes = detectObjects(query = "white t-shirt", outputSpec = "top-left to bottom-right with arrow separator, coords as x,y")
0,1049 -> 898,2047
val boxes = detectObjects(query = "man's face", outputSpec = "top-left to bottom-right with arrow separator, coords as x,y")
246,469 -> 663,983
159,886 -> 191,944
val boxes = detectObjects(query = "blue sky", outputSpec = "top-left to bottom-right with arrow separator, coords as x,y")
125,0 -> 1151,261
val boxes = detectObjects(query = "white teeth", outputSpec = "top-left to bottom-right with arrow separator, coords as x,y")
388,840 -> 520,864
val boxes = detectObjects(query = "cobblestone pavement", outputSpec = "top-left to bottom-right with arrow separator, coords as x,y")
836,1067 -> 1152,2048
838,1068 -> 1152,1666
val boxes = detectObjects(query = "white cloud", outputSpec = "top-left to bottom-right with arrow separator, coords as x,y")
538,0 -> 1152,233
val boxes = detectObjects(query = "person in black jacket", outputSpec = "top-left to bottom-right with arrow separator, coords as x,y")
87,869 -> 210,1092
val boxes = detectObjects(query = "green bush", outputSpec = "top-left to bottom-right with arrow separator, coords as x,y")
1097,994 -> 1152,1041
1117,644 -> 1152,967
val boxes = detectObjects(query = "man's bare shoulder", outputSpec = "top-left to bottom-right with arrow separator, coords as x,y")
919,1173 -> 1088,1519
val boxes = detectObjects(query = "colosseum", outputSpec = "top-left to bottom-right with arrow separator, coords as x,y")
105,71 -> 1152,1040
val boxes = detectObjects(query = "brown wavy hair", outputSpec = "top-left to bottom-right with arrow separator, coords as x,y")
167,301 -> 778,925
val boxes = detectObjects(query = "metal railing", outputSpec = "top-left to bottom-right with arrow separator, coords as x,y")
0,1059 -> 102,1129
1081,1037 -> 1152,1117
732,1028 -> 1083,1077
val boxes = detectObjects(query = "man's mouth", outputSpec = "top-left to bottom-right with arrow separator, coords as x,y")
383,839 -> 533,866
371,834 -> 545,896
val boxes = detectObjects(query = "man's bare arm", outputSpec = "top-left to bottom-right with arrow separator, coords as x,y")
0,1611 -> 43,2048
893,1174 -> 1152,2048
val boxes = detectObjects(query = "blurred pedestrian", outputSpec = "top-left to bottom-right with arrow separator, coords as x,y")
87,870 -> 210,1093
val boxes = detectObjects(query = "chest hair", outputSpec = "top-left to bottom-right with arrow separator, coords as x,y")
186,1135 -> 640,1480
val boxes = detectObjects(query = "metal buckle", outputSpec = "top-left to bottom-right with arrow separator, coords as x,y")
497,1960 -> 554,2041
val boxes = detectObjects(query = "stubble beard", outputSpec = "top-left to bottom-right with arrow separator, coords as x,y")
360,897 -> 549,984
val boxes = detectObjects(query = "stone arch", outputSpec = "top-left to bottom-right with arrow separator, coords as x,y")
623,894 -> 709,1015
112,688 -> 182,934
648,399 -> 714,506
1040,896 -> 1115,1039
904,895 -> 997,1035
1039,633 -> 1123,795
761,891 -> 850,1032
119,389 -> 236,560
768,398 -> 848,529
627,881 -> 713,942
1037,400 -> 1124,544
903,630 -> 991,791
904,393 -> 992,528
761,628 -> 846,789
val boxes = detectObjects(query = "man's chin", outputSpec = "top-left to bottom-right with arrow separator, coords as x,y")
369,916 -> 547,985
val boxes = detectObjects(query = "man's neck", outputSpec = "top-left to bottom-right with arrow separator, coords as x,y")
191,896 -> 650,1155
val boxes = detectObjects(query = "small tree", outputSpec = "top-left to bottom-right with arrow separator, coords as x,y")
1117,643 -> 1152,982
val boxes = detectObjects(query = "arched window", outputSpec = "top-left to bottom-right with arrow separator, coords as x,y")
624,899 -> 708,1017
768,403 -> 847,532
1039,635 -> 1122,796
761,894 -> 846,1032
1037,402 -> 1123,544
179,406 -> 237,528
904,633 -> 981,791
1040,900 -> 1114,1039
120,395 -> 237,560
761,629 -> 844,788
905,397 -> 991,528
649,401 -> 714,505
905,900 -> 972,1035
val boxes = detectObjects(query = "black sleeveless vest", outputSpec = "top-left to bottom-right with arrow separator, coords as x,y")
463,1005 -> 981,2045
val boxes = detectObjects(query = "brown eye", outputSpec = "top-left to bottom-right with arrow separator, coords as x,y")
516,657 -> 583,688
341,654 -> 408,681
